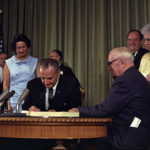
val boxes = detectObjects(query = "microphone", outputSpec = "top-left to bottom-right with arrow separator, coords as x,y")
0,90 -> 10,108
0,90 -> 9,102
17,88 -> 30,105
0,90 -> 15,107
16,88 -> 29,113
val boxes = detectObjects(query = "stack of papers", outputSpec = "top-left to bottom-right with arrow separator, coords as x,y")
22,110 -> 79,118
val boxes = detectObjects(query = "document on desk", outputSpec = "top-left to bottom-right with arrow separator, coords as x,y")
22,110 -> 79,117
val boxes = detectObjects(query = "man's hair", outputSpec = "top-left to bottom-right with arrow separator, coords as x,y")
112,47 -> 134,62
40,58 -> 60,72
127,29 -> 143,40
51,49 -> 63,61
141,24 -> 150,35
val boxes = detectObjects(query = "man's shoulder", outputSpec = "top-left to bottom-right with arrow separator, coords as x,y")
141,51 -> 150,58
116,67 -> 137,81
60,64 -> 73,71
28,78 -> 42,86
123,67 -> 139,77
119,67 -> 146,85
138,47 -> 148,54
59,75 -> 78,85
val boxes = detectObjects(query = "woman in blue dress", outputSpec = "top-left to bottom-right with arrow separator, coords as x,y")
3,34 -> 39,112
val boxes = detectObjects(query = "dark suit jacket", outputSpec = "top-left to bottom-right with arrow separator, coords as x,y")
134,47 -> 148,69
78,67 -> 150,149
0,82 -> 3,94
60,64 -> 80,86
22,75 -> 81,111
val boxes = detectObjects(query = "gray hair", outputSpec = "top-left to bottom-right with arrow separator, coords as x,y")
40,58 -> 60,72
141,23 -> 150,35
111,47 -> 134,62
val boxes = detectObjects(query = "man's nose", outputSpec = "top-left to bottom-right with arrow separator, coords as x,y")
45,79 -> 53,84
107,65 -> 110,70
20,48 -> 24,52
130,41 -> 135,44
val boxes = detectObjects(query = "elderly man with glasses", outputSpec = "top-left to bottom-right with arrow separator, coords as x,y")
70,47 -> 150,150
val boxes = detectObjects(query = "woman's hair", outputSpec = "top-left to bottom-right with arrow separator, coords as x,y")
141,24 -> 150,35
10,33 -> 31,51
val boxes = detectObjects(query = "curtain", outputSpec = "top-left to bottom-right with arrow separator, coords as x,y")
0,0 -> 150,106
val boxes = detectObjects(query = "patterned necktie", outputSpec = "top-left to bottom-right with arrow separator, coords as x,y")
49,88 -> 53,99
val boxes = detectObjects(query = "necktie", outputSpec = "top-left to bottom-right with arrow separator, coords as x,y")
49,88 -> 53,99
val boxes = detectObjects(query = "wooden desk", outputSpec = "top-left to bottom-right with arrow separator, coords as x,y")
0,117 -> 111,139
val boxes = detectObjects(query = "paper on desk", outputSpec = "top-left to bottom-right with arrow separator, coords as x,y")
22,110 -> 79,117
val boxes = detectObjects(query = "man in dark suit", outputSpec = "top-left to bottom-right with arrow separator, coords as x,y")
49,49 -> 85,103
49,49 -> 78,78
69,47 -> 150,150
22,58 -> 81,111
127,29 -> 148,69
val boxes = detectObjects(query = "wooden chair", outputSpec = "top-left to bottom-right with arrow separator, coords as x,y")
80,86 -> 85,105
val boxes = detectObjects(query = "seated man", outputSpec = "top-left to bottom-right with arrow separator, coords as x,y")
22,58 -> 81,111
70,47 -> 150,150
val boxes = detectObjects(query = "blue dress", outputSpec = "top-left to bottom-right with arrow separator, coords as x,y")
6,55 -> 38,112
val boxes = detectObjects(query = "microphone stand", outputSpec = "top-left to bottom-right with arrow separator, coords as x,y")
0,106 -> 3,113
16,104 -> 20,113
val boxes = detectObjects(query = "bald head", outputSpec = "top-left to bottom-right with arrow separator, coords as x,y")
108,47 -> 134,78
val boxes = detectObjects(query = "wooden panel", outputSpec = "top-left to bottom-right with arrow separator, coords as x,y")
0,117 -> 112,139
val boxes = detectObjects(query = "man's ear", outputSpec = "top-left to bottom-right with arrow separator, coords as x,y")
120,58 -> 125,67
140,39 -> 143,45
58,56 -> 61,64
57,69 -> 61,77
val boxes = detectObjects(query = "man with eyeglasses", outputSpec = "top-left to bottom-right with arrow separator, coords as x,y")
22,58 -> 81,112
70,47 -> 150,150
127,29 -> 148,70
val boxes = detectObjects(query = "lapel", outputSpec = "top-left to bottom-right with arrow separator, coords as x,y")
54,75 -> 63,100
36,78 -> 46,101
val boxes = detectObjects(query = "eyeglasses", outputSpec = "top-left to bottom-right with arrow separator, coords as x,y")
144,38 -> 150,42
107,59 -> 118,66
